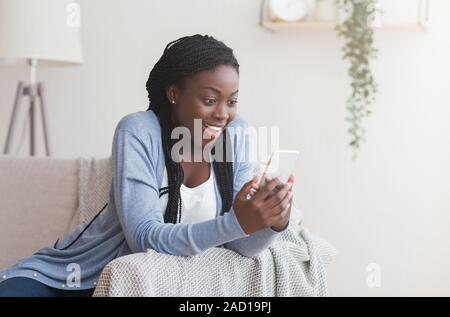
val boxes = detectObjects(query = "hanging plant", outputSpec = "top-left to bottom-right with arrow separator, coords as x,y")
335,0 -> 380,160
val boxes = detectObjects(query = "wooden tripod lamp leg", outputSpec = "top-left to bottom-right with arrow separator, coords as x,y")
3,82 -> 25,155
37,83 -> 51,156
29,88 -> 36,156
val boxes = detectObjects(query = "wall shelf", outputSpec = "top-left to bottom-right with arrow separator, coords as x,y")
259,0 -> 431,32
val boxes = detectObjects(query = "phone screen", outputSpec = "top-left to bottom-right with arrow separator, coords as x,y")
258,150 -> 300,187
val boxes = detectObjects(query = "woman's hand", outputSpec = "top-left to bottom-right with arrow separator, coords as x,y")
232,175 -> 294,235
270,174 -> 294,231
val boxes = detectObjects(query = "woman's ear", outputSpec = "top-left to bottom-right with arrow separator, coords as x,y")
166,85 -> 179,105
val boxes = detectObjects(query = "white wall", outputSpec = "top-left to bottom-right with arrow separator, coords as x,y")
0,0 -> 449,296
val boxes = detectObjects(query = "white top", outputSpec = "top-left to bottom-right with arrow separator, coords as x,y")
159,165 -> 217,224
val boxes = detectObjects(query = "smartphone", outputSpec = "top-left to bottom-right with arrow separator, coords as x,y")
246,150 -> 300,200
257,150 -> 300,187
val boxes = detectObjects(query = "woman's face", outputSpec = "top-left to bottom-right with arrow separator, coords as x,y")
167,64 -> 239,152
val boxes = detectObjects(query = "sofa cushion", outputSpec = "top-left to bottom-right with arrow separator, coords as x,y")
0,155 -> 78,269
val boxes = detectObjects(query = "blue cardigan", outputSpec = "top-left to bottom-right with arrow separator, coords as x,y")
0,110 -> 287,290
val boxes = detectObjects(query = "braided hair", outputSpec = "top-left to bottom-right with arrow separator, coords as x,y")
145,34 -> 239,224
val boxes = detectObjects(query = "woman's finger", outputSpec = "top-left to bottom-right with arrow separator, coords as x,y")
269,202 -> 291,228
267,191 -> 292,217
253,177 -> 282,201
264,183 -> 292,210
241,176 -> 259,200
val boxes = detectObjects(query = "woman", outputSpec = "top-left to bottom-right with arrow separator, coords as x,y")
0,34 -> 294,297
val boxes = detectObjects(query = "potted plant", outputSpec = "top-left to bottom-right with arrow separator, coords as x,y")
335,0 -> 380,159
315,0 -> 339,22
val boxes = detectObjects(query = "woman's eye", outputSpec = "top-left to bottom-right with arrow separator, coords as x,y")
203,98 -> 216,105
203,98 -> 238,106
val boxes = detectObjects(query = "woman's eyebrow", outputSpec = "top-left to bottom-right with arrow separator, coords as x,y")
200,86 -> 239,96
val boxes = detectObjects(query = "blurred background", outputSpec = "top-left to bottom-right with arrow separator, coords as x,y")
0,0 -> 449,296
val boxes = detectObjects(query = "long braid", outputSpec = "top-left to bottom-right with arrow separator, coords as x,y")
145,34 -> 239,223
159,106 -> 184,223
212,130 -> 234,215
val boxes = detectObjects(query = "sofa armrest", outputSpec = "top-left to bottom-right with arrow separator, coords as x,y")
92,221 -> 337,297
93,247 -> 274,297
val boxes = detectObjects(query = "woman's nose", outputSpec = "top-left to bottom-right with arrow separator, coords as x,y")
213,104 -> 229,121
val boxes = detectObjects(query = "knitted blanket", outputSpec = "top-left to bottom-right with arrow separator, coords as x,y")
77,157 -> 337,297
92,220 -> 336,297
77,156 -> 112,224
92,211 -> 337,297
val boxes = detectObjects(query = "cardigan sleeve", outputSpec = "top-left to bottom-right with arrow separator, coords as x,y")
112,128 -> 249,257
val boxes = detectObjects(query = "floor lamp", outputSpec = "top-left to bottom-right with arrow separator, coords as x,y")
0,0 -> 83,156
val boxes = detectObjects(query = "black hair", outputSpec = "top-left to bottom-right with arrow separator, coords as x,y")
145,34 -> 240,224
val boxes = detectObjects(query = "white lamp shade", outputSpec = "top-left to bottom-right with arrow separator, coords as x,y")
0,0 -> 83,67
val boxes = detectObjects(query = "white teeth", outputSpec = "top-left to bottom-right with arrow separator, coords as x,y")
209,126 -> 222,131
205,124 -> 222,131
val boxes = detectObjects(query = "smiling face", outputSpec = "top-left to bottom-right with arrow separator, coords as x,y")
166,64 -> 239,151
